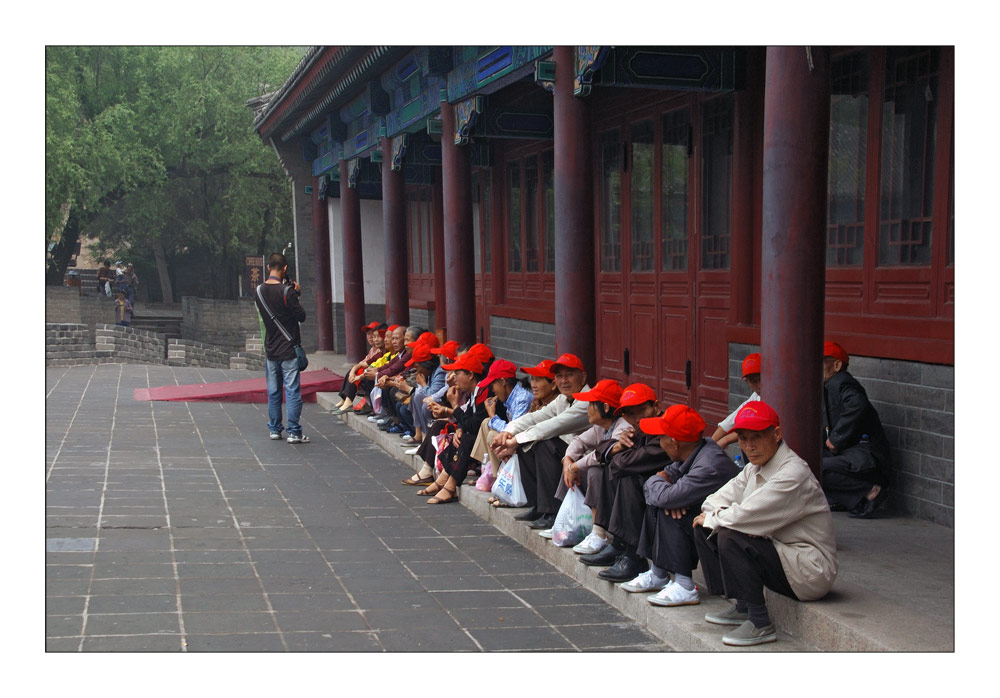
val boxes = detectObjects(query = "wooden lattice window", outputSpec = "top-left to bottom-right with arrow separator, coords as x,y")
701,95 -> 732,270
630,119 -> 656,273
543,150 -> 555,273
827,51 -> 869,267
507,162 -> 521,272
878,47 -> 940,266
661,108 -> 690,271
599,129 -> 622,273
524,155 -> 540,272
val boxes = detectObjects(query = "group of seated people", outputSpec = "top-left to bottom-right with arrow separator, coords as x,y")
331,324 -> 891,646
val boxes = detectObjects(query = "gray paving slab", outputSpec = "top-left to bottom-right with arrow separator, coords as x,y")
46,364 -> 671,652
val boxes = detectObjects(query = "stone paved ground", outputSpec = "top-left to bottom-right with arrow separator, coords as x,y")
45,364 -> 670,652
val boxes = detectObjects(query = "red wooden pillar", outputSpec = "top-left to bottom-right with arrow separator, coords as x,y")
553,46 -> 596,375
761,47 -> 830,478
382,138 -> 409,327
439,101 -> 476,345
340,159 -> 367,363
311,176 -> 333,351
431,179 -> 447,333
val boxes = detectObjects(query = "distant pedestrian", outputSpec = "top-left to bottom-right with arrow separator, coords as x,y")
97,261 -> 114,297
114,291 -> 133,327
124,264 -> 139,306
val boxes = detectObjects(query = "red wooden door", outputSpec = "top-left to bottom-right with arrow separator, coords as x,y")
595,94 -> 734,426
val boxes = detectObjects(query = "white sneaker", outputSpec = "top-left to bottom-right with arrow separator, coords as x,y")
286,434 -> 311,445
537,528 -> 554,539
620,569 -> 670,593
269,432 -> 282,440
572,531 -> 609,555
403,447 -> 419,456
647,580 -> 700,607
367,415 -> 379,422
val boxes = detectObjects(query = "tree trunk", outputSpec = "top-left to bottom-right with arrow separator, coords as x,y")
153,239 -> 174,304
46,209 -> 80,286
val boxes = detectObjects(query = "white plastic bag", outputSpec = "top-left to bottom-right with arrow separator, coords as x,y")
551,486 -> 593,547
370,386 -> 382,413
491,454 -> 527,507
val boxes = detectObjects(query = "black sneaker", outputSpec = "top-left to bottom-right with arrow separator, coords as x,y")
514,507 -> 539,521
527,514 -> 556,530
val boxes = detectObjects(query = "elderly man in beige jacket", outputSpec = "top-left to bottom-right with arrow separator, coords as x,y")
692,400 -> 838,647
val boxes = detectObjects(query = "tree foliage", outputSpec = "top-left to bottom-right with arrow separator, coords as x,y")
45,46 -> 305,299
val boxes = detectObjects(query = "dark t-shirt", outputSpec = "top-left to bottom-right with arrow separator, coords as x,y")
255,282 -> 306,362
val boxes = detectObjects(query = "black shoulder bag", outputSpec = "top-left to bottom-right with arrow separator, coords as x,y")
256,284 -> 309,371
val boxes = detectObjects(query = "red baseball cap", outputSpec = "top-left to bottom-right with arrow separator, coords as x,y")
521,359 -> 555,379
477,359 -> 518,389
386,324 -> 400,333
572,379 -> 624,410
640,404 -> 706,442
551,353 -> 585,372
406,331 -> 440,350
362,321 -> 379,332
441,353 -> 484,374
466,343 -> 494,365
823,341 -> 849,365
405,343 -> 434,367
730,400 -> 780,433
616,383 -> 658,413
430,340 -> 459,361
742,353 -> 761,377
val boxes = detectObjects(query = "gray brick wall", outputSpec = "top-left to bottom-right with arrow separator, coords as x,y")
46,287 -> 115,342
94,324 -> 167,364
489,316 -> 556,371
408,308 -> 436,334
45,323 -> 96,366
181,297 -> 261,354
167,339 -> 233,368
727,342 -> 954,527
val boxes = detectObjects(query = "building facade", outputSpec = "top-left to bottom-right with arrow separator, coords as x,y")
254,46 -> 954,525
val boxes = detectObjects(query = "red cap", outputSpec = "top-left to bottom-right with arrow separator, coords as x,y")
441,353 -> 484,374
362,321 -> 379,332
478,359 -> 518,389
406,331 -> 440,350
572,379 -> 624,410
405,344 -> 434,367
467,343 -> 494,365
521,359 -> 555,379
430,340 -> 459,361
376,328 -> 388,337
640,404 -> 706,442
742,352 -> 761,377
730,400 -> 780,432
823,341 -> 849,365
386,324 -> 400,333
616,383 -> 658,412
551,353 -> 585,372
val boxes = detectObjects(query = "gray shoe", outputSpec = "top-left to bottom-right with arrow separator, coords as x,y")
286,434 -> 311,444
704,604 -> 749,626
722,620 -> 777,646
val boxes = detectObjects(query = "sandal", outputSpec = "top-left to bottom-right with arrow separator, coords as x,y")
417,482 -> 442,496
401,473 -> 433,486
428,485 -> 459,505
491,499 -> 513,508
401,435 -> 418,445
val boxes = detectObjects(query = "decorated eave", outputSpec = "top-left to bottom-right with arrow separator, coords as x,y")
254,46 -> 409,144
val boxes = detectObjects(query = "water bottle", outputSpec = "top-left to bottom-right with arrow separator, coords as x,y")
734,454 -> 743,468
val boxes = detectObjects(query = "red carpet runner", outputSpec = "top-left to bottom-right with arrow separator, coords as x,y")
134,369 -> 343,403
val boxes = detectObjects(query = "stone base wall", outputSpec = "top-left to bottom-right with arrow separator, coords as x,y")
181,296 -> 261,354
489,316 -> 556,373
230,335 -> 265,371
167,339 -> 232,368
331,302 -> 386,354
728,343 -> 954,527
408,308 -> 436,335
94,324 -> 167,364
46,286 -> 115,341
45,323 -> 97,366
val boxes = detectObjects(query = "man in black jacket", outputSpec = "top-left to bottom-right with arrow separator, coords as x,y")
255,253 -> 309,444
821,341 -> 890,517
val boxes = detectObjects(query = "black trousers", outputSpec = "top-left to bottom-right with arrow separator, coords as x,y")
637,506 -> 699,577
516,437 -> 568,515
693,526 -> 798,606
607,472 -> 656,550
821,453 -> 878,510
443,418 -> 486,485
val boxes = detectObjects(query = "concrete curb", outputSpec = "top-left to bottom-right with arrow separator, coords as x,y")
325,401 -> 954,652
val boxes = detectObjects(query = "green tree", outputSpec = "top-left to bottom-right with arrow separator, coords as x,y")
46,46 -> 304,300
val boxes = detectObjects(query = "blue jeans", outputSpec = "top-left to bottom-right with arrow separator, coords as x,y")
265,357 -> 302,436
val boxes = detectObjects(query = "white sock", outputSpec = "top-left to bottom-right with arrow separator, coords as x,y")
591,525 -> 608,540
673,573 -> 695,591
